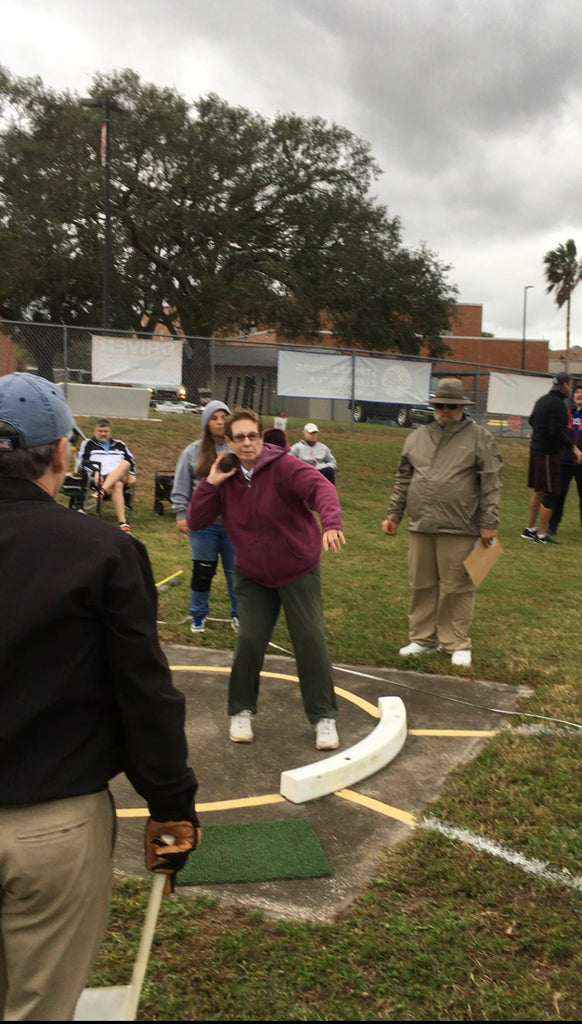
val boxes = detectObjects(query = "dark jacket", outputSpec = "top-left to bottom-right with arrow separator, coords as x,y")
187,442 -> 343,588
0,477 -> 196,820
559,403 -> 582,465
529,389 -> 574,455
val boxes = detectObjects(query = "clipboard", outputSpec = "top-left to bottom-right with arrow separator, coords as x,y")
463,537 -> 503,587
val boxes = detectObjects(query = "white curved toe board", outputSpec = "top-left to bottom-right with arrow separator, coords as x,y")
280,696 -> 407,804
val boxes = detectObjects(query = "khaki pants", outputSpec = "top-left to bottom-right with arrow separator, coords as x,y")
407,533 -> 476,653
0,789 -> 115,1021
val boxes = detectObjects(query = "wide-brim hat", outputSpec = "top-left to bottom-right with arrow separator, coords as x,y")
430,378 -> 473,405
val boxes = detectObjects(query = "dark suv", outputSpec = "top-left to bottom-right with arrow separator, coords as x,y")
350,399 -> 434,427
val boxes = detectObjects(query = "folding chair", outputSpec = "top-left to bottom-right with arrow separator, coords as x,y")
60,465 -> 93,512
153,471 -> 175,515
83,462 -> 135,523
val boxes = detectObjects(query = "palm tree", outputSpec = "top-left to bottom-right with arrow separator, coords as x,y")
543,238 -> 582,373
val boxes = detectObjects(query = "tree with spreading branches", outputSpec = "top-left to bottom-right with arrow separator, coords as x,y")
0,66 -> 457,382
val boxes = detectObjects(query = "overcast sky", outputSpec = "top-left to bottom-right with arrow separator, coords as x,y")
4,0 -> 582,349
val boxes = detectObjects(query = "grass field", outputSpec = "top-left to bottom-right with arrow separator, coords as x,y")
66,411 -> 582,1021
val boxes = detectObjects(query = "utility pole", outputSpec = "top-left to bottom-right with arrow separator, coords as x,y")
79,96 -> 125,330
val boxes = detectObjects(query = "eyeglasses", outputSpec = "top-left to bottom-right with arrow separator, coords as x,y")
231,431 -> 261,443
433,403 -> 460,410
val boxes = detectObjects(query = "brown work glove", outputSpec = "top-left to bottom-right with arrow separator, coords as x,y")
144,819 -> 201,895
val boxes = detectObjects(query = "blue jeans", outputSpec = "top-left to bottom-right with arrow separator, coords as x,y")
189,522 -> 237,619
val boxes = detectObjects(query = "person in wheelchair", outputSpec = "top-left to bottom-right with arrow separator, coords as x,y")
76,418 -> 136,530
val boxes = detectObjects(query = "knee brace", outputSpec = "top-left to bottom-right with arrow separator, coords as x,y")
542,492 -> 558,510
191,559 -> 217,592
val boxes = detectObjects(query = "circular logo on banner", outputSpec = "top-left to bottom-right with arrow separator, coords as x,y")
381,364 -> 411,399
507,415 -> 522,431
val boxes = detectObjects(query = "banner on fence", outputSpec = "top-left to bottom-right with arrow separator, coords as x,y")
487,371 -> 550,416
91,335 -> 184,386
277,350 -> 430,402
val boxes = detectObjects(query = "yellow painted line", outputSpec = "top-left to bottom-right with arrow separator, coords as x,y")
169,668 -> 499,731
171,665 -> 230,673
117,808 -> 153,818
156,569 -> 184,588
169,665 -> 379,717
334,788 -> 417,826
117,790 -> 414,822
335,686 -> 379,717
409,729 -> 495,737
197,794 -> 286,812
116,793 -> 286,818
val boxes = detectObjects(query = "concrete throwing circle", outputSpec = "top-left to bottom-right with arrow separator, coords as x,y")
110,645 -> 522,921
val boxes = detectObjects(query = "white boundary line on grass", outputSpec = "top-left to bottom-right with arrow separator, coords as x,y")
421,816 -> 582,893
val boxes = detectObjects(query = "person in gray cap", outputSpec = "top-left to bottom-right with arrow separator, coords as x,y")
290,422 -> 338,484
0,373 -> 200,1020
521,371 -> 582,544
171,399 -> 238,632
381,377 -> 503,669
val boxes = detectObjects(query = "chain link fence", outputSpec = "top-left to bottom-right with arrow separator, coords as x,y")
0,318 -> 550,439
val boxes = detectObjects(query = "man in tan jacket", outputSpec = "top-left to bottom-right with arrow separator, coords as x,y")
382,378 -> 503,668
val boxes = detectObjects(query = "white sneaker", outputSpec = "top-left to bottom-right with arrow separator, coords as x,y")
231,616 -> 239,632
229,709 -> 253,743
451,650 -> 472,667
315,718 -> 340,750
399,642 -> 442,657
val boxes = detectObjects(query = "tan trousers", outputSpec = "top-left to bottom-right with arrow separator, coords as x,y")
407,532 -> 476,653
0,789 -> 115,1021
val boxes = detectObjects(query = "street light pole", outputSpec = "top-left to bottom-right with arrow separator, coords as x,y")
79,96 -> 124,331
521,285 -> 533,372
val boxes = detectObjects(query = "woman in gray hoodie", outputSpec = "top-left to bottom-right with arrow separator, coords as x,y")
171,399 -> 238,633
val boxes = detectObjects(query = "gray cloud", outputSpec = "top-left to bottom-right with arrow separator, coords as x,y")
5,0 -> 582,344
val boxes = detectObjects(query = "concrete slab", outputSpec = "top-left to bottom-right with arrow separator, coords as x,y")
110,645 -> 528,922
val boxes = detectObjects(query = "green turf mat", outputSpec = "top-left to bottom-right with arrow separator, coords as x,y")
176,818 -> 331,885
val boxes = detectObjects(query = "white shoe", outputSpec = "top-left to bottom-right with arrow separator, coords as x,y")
315,718 -> 340,750
229,709 -> 253,742
231,616 -> 239,632
451,650 -> 472,667
399,642 -> 442,657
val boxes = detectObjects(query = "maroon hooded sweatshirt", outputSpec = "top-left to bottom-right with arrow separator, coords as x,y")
187,442 -> 343,588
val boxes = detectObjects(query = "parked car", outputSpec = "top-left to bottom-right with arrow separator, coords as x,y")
350,399 -> 434,426
148,383 -> 187,406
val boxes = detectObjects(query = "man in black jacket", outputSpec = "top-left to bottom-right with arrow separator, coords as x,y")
548,382 -> 582,536
0,373 -> 200,1021
521,372 -> 582,544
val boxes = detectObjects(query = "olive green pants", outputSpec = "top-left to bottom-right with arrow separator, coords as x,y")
229,567 -> 337,724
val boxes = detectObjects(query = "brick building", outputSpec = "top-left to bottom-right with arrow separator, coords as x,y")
247,303 -> 550,376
